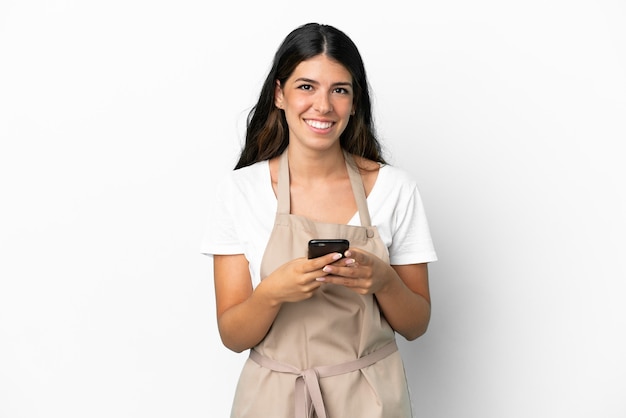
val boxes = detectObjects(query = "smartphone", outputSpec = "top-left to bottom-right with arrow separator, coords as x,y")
307,239 -> 350,259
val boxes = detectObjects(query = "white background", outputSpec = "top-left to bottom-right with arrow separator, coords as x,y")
1,1 -> 625,417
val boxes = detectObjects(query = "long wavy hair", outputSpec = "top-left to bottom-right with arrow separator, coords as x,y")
234,23 -> 386,169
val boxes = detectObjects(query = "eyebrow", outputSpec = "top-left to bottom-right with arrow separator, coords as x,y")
294,77 -> 353,88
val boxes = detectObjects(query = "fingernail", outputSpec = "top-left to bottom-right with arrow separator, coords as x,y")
316,277 -> 326,282
345,258 -> 355,265
332,253 -> 342,260
323,266 -> 332,273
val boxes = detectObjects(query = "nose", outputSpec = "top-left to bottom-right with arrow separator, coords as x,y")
313,92 -> 333,114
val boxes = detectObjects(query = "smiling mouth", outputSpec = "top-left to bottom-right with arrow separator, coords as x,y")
305,120 -> 334,129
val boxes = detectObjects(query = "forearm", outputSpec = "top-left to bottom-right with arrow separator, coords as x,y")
215,253 -> 335,352
217,281 -> 282,353
375,267 -> 431,341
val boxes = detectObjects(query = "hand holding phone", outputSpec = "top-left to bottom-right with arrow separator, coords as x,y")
307,239 -> 350,259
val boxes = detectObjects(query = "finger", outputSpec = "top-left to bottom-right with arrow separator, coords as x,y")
317,274 -> 359,287
304,280 -> 324,292
342,257 -> 356,267
344,249 -> 367,265
322,264 -> 360,278
344,249 -> 359,259
307,252 -> 344,270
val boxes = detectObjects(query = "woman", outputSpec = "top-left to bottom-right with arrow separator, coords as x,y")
202,23 -> 437,418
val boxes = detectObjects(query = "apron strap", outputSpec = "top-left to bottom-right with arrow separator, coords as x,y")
343,151 -> 372,227
276,149 -> 373,227
249,340 -> 398,418
277,150 -> 291,214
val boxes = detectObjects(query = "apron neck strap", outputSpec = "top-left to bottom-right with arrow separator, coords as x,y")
344,151 -> 372,227
277,149 -> 291,213
277,148 -> 372,227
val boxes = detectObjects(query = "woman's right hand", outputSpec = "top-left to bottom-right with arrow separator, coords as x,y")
213,251 -> 343,352
259,252 -> 344,304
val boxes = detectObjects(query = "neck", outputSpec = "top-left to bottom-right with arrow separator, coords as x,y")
286,143 -> 346,183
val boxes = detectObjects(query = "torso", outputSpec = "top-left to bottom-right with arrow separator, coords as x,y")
229,150 -> 412,417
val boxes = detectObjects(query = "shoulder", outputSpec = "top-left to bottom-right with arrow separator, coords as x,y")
377,163 -> 421,192
379,163 -> 417,184
213,161 -> 271,204
226,160 -> 270,187
369,163 -> 426,211
352,155 -> 381,171
352,155 -> 382,196
350,155 -> 420,197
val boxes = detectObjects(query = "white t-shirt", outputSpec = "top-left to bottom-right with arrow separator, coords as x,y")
201,160 -> 437,288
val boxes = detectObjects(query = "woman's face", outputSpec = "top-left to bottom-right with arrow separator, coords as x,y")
274,54 -> 354,152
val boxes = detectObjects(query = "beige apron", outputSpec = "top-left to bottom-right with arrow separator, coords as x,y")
230,150 -> 412,418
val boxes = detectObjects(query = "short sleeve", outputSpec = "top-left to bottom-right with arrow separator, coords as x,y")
200,175 -> 244,256
387,182 -> 437,265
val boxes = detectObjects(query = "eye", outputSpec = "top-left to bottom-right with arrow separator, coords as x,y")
297,84 -> 313,91
333,87 -> 350,95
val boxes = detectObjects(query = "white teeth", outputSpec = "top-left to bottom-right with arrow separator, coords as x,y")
306,120 -> 333,129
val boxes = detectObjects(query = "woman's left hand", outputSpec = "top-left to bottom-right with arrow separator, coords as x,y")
317,248 -> 393,295
319,248 -> 432,340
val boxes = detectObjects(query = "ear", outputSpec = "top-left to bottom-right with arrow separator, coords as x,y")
274,80 -> 284,109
